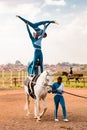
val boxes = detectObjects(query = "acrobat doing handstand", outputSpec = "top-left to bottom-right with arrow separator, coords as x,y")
16,16 -> 58,76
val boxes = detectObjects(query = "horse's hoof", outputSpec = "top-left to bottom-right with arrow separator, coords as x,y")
40,115 -> 42,118
37,118 -> 41,121
39,112 -> 43,118
26,114 -> 29,116
34,116 -> 37,119
26,112 -> 30,116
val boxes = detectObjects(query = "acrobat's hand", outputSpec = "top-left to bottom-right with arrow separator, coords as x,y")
25,22 -> 28,26
16,15 -> 19,17
54,21 -> 59,25
43,23 -> 46,27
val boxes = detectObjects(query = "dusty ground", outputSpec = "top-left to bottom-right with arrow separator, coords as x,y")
0,88 -> 87,130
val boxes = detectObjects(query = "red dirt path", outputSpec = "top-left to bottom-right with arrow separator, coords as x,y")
0,88 -> 87,130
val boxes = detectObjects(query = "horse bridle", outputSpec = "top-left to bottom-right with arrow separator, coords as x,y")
44,72 -> 53,87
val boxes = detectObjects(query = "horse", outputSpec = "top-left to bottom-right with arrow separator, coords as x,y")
62,71 -> 83,83
24,70 -> 53,121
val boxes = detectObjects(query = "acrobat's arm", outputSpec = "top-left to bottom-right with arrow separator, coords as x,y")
45,23 -> 51,29
26,23 -> 34,42
39,23 -> 50,39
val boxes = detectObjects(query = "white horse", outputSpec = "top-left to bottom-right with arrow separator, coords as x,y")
24,70 -> 53,121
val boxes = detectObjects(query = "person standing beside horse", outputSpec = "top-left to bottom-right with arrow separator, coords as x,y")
25,22 -> 51,75
52,76 -> 69,122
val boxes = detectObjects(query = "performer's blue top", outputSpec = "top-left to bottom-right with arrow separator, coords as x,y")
52,82 -> 63,95
26,24 -> 49,49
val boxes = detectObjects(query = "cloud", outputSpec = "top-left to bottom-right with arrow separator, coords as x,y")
44,0 -> 66,6
41,10 -> 87,64
72,4 -> 77,9
15,4 -> 41,19
53,11 -> 87,63
0,0 -> 41,7
0,1 -> 41,21
56,8 -> 61,12
0,0 -> 87,64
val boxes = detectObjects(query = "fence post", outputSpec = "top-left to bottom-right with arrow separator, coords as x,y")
22,71 -> 24,86
10,70 -> 12,87
83,78 -> 85,87
18,71 -> 20,84
2,70 -> 4,88
24,71 -> 27,79
14,78 -> 17,86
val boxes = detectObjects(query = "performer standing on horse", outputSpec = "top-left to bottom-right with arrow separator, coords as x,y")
16,15 -> 57,76
25,22 -> 51,75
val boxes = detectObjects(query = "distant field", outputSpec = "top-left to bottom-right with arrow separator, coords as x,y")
54,75 -> 87,88
0,71 -> 87,88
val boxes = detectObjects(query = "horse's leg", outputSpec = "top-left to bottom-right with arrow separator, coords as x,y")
40,98 -> 47,118
34,100 -> 38,119
24,93 -> 30,116
78,78 -> 80,83
75,78 -> 77,83
75,78 -> 79,83
66,79 -> 67,84
67,78 -> 70,84
66,78 -> 70,84
36,98 -> 41,121
34,99 -> 41,119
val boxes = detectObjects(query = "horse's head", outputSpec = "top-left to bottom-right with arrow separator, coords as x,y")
41,70 -> 54,93
62,71 -> 68,76
43,70 -> 53,76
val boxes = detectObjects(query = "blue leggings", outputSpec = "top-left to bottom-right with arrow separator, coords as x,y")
28,61 -> 38,75
17,16 -> 54,35
28,50 -> 43,75
32,49 -> 43,74
54,95 -> 67,119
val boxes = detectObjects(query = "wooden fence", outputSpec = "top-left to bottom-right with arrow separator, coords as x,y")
0,71 -> 87,88
0,70 -> 28,88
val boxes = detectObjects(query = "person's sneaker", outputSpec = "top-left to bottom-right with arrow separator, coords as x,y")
55,119 -> 59,122
63,119 -> 69,122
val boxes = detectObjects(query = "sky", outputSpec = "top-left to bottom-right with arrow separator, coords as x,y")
0,0 -> 87,65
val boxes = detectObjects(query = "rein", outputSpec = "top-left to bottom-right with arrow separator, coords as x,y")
51,85 -> 87,99
63,91 -> 87,99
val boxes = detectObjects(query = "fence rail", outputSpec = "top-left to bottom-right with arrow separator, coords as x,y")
0,71 -> 87,88
0,70 -> 28,88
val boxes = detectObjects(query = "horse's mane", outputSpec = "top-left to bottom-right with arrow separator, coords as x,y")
36,70 -> 48,85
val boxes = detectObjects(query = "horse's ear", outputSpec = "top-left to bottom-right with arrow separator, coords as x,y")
46,70 -> 53,76
45,70 -> 54,76
46,70 -> 50,75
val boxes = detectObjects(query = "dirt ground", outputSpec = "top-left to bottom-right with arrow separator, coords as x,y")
0,88 -> 87,130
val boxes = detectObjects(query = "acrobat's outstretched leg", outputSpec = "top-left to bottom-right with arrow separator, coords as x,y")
16,15 -> 57,35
